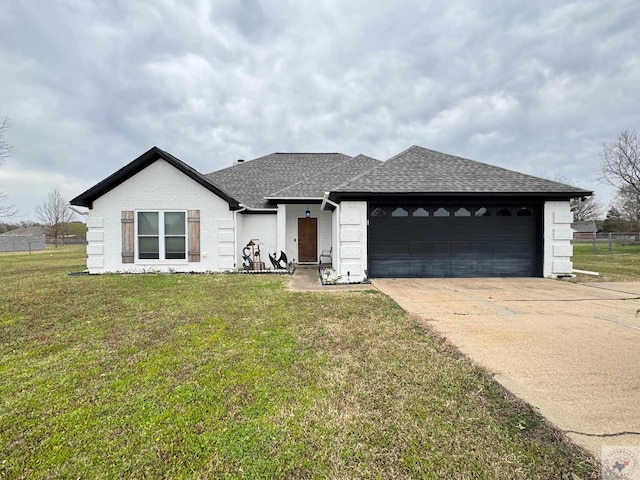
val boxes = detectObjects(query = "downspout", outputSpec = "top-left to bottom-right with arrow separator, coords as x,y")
321,192 -> 339,211
233,204 -> 248,268
68,205 -> 88,217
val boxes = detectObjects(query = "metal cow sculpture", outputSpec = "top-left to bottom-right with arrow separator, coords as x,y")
268,251 -> 288,270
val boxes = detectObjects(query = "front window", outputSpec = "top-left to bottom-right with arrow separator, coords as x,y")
137,211 -> 186,260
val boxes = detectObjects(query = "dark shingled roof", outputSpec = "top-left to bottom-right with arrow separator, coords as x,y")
268,154 -> 382,199
72,145 -> 592,211
334,145 -> 591,197
205,153 -> 354,209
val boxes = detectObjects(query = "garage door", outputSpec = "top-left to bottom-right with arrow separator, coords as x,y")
368,202 -> 541,278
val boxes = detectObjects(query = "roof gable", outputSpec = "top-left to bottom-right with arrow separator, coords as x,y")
334,145 -> 592,198
70,147 -> 240,209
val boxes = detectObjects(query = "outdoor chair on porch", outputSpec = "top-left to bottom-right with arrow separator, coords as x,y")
319,247 -> 332,267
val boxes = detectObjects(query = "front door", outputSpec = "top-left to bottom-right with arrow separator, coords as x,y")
298,217 -> 317,263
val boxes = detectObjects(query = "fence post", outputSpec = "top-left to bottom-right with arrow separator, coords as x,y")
592,232 -> 597,254
609,232 -> 612,254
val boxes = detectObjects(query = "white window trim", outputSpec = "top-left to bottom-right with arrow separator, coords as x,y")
135,210 -> 188,264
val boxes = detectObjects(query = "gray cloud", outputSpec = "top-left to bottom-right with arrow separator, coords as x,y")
1,0 -> 638,219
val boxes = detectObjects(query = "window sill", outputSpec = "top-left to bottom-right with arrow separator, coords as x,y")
135,259 -> 189,265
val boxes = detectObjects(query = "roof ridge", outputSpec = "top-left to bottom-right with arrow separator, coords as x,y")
398,145 -> 587,189
427,146 -> 587,189
332,152 -> 391,190
269,154 -> 356,195
205,152 -> 351,176
332,144 -> 591,196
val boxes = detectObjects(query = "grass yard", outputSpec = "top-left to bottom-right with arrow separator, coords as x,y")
1,247 -> 597,479
572,241 -> 640,281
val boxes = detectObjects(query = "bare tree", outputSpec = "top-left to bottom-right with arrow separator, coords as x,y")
570,195 -> 602,222
614,185 -> 640,230
35,190 -> 76,247
0,116 -> 17,219
552,174 -> 602,221
601,129 -> 640,193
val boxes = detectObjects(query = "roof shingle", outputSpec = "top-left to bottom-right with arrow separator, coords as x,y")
268,154 -> 382,199
334,145 -> 591,196
205,152 -> 355,209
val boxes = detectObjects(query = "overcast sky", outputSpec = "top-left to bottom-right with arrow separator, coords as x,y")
1,0 -> 639,221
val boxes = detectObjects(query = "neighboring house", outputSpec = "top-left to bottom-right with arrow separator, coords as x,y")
70,145 -> 590,282
571,220 -> 598,239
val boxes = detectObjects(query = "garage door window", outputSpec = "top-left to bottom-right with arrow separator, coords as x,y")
434,207 -> 450,217
370,207 -> 386,217
391,207 -> 409,217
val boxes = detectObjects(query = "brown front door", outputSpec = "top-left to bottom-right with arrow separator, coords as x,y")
298,217 -> 317,263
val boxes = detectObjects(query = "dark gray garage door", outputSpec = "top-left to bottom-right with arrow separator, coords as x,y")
368,202 -> 541,278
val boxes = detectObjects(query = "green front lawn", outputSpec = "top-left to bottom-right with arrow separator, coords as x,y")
572,241 -> 640,281
1,248 -> 597,478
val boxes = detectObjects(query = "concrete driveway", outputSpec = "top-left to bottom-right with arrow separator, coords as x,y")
373,278 -> 640,459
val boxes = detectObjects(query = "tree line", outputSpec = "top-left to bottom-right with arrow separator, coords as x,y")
0,219 -> 86,237
1,119 -> 80,245
598,129 -> 640,232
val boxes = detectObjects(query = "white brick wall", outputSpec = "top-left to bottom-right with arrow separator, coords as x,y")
276,204 -> 287,256
238,213 -> 277,266
336,201 -> 368,283
86,159 -> 235,273
543,200 -> 574,277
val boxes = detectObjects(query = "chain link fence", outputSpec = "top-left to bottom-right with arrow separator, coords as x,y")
573,232 -> 640,253
45,236 -> 87,245
0,235 -> 46,253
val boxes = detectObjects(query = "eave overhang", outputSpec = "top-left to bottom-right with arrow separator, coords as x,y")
328,190 -> 593,203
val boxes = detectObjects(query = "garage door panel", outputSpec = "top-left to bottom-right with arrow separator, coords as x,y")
368,202 -> 540,278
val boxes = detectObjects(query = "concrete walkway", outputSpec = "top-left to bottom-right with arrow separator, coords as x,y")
373,277 -> 640,459
287,265 -> 373,292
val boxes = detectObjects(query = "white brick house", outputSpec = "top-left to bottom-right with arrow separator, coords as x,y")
71,145 -> 590,282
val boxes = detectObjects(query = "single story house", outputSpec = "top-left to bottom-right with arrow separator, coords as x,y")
70,145 -> 590,282
571,220 -> 598,239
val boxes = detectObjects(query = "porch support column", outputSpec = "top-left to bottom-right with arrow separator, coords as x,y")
276,203 -> 287,256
